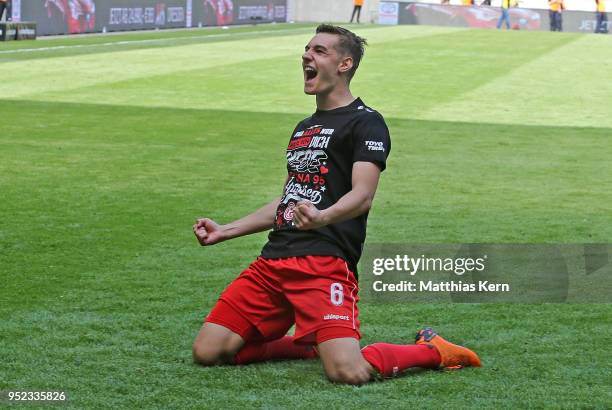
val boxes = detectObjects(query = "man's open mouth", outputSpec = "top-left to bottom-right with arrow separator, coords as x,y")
304,66 -> 318,81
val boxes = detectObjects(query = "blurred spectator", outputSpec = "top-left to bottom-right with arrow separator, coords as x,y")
549,0 -> 564,32
441,0 -> 450,4
497,0 -> 514,29
497,0 -> 514,30
463,0 -> 475,5
350,0 -> 363,24
0,0 -> 7,21
595,0 -> 608,33
482,0 -> 492,5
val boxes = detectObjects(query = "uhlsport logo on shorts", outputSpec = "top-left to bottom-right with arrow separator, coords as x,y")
323,314 -> 350,321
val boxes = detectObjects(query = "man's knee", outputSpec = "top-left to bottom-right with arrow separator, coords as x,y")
318,337 -> 373,385
192,342 -> 218,366
192,341 -> 238,366
192,323 -> 245,366
324,358 -> 371,385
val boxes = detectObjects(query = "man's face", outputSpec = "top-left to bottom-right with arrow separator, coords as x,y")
302,33 -> 351,95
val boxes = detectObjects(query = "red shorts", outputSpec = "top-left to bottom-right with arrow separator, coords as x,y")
205,255 -> 360,345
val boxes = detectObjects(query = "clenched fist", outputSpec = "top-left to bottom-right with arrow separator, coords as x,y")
193,218 -> 225,246
292,200 -> 328,230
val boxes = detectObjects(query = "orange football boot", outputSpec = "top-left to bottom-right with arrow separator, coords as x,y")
415,327 -> 481,369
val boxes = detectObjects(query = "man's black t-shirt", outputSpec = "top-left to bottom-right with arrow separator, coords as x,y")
260,98 -> 391,274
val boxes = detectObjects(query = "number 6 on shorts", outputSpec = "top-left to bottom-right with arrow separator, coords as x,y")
330,282 -> 344,306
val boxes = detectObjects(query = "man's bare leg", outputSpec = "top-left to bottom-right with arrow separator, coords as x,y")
192,322 -> 245,365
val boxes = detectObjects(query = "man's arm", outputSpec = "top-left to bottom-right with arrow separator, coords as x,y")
193,196 -> 281,246
292,161 -> 381,230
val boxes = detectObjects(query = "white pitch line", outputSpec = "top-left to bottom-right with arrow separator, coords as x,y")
0,34 -> 230,54
0,27 -> 314,55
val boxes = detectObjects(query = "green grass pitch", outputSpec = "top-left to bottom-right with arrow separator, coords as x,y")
1,23 -> 611,408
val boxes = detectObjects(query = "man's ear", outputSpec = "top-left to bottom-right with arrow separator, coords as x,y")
338,56 -> 354,75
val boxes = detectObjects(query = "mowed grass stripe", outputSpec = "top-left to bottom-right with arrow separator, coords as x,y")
357,29 -> 581,122
419,32 -> 612,128
380,116 -> 612,243
0,25 -> 460,100
25,53 -> 313,113
0,33 -> 311,98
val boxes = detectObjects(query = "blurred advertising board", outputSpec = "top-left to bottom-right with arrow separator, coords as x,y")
19,0 -> 287,36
